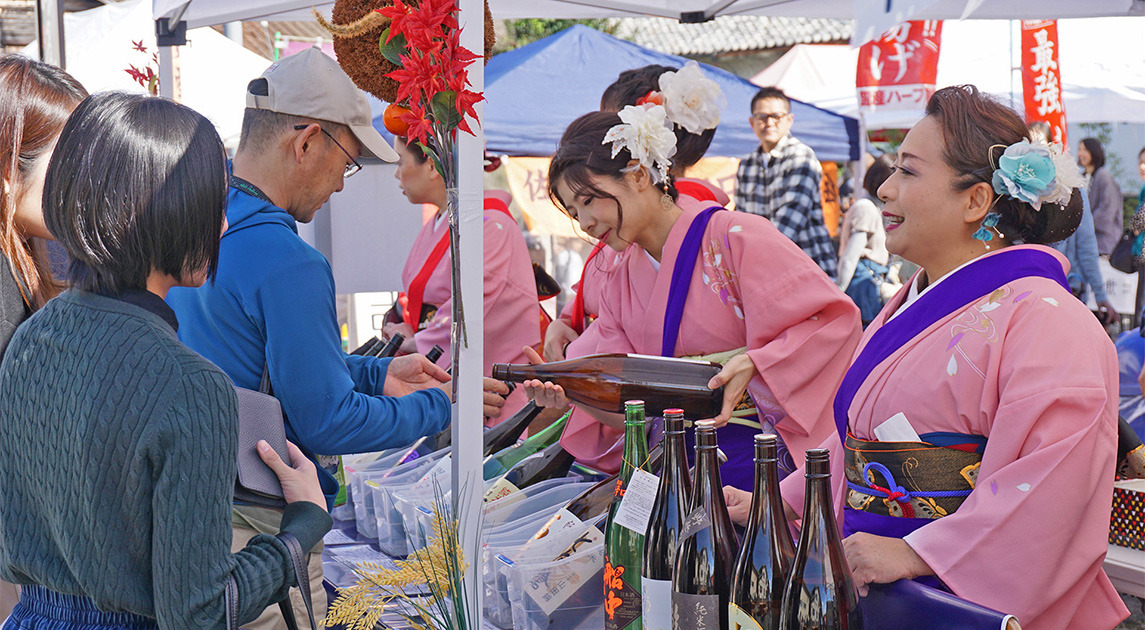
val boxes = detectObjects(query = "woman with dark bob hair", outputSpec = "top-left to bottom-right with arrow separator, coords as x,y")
0,92 -> 330,629
727,85 -> 1128,629
524,101 -> 862,493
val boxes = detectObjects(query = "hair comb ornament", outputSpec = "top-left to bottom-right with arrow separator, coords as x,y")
603,104 -> 678,185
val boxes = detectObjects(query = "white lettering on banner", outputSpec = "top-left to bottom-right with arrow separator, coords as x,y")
1030,30 -> 1063,116
858,84 -> 933,109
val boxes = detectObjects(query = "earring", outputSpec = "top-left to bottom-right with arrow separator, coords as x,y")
660,190 -> 673,211
973,212 -> 1003,250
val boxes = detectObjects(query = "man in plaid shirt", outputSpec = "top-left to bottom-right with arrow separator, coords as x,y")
734,87 -> 837,279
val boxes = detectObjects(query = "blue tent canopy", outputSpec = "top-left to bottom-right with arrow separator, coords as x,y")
480,25 -> 860,162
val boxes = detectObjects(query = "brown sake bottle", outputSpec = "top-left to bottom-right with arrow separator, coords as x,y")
730,434 -> 796,630
673,420 -> 737,630
641,409 -> 692,630
779,449 -> 862,630
491,353 -> 723,419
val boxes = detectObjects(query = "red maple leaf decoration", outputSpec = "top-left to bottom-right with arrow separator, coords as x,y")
132,39 -> 148,53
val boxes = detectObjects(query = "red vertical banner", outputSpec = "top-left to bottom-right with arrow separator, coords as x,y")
856,20 -> 943,111
1021,20 -> 1068,146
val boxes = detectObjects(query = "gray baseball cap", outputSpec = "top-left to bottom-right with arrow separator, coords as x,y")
246,47 -> 398,163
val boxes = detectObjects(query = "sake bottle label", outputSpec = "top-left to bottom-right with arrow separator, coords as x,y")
672,592 -> 720,629
521,538 -> 605,616
678,506 -> 712,543
729,602 -> 765,630
604,558 -> 642,630
641,577 -> 672,630
612,468 -> 660,534
482,477 -> 520,504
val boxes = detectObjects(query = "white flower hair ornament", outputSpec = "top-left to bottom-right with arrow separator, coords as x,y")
603,104 -> 678,185
658,61 -> 726,135
991,139 -> 1083,211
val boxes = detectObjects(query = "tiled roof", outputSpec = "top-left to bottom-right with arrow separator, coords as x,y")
610,15 -> 852,56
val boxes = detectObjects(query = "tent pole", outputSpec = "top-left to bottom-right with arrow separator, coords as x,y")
34,0 -> 65,68
453,0 -> 484,625
157,44 -> 176,100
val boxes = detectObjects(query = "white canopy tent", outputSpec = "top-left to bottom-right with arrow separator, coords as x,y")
24,0 -> 271,148
752,17 -> 1145,129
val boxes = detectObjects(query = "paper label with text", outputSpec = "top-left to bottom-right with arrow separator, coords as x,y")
641,578 -> 672,630
522,541 -> 605,616
482,477 -> 520,505
672,592 -> 720,630
612,468 -> 659,535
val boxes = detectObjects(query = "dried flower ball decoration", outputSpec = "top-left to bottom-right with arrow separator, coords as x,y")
316,0 -> 493,105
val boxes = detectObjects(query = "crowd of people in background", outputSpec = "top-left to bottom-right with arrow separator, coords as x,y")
0,46 -> 1141,630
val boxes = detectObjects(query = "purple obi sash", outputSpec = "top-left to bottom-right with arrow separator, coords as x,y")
834,248 -> 1068,541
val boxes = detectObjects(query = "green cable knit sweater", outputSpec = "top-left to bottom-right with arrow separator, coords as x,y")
0,290 -> 331,628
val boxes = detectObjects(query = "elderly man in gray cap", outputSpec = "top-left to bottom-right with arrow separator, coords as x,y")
168,48 -> 503,628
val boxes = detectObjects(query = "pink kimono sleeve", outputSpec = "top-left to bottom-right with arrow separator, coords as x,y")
901,301 -> 1126,630
729,217 -> 861,461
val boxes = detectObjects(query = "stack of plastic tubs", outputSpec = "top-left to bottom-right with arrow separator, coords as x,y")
350,449 -> 448,545
478,481 -> 596,628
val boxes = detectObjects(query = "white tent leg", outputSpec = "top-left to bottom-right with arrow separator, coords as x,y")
158,44 -> 176,99
34,0 -> 65,67
453,0 -> 485,625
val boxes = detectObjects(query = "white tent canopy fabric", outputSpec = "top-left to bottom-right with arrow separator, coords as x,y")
152,0 -> 1145,35
752,17 -> 1145,128
26,0 -> 270,147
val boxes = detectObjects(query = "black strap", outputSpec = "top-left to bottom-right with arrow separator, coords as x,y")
224,532 -> 316,630
229,175 -> 274,205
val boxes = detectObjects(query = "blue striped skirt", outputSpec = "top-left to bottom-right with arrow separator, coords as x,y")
3,586 -> 157,630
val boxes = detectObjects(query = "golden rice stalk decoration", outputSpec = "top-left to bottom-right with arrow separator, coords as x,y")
324,482 -> 475,630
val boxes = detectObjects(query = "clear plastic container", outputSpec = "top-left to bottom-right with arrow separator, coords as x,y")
482,480 -> 592,530
356,451 -> 447,542
506,540 -> 605,630
345,445 -> 443,533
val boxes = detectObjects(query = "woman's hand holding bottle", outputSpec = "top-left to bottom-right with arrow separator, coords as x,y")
705,353 -> 757,428
520,346 -> 573,409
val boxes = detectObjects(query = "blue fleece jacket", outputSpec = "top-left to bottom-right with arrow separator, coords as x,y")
167,187 -> 451,502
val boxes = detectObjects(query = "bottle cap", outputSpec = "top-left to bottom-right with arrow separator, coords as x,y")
663,408 -> 684,416
805,448 -> 831,477
625,399 -> 645,408
753,433 -> 778,461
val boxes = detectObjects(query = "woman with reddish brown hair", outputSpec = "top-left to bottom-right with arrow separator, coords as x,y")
0,53 -> 85,621
0,55 -> 86,357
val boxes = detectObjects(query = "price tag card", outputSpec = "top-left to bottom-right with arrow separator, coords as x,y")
524,540 -> 605,616
611,468 -> 660,534
483,477 -> 521,507
322,529 -> 359,546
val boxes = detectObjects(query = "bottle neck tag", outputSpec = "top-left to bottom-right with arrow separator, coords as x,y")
612,468 -> 661,534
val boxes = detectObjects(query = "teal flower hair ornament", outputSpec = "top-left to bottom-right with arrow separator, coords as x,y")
990,139 -> 1082,211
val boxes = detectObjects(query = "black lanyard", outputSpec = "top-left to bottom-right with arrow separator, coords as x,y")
228,175 -> 273,204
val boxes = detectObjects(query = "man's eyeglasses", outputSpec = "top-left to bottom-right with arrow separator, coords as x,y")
751,112 -> 789,124
294,124 -> 362,178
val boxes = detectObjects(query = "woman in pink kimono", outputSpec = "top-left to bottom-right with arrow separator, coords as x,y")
547,62 -> 744,474
386,138 -> 541,423
526,99 -> 861,490
724,85 -> 1128,629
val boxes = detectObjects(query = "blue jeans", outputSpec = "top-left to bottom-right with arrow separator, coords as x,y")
845,258 -> 889,324
4,586 -> 156,630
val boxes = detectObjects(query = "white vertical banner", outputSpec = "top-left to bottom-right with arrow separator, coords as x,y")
454,0 -> 484,625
